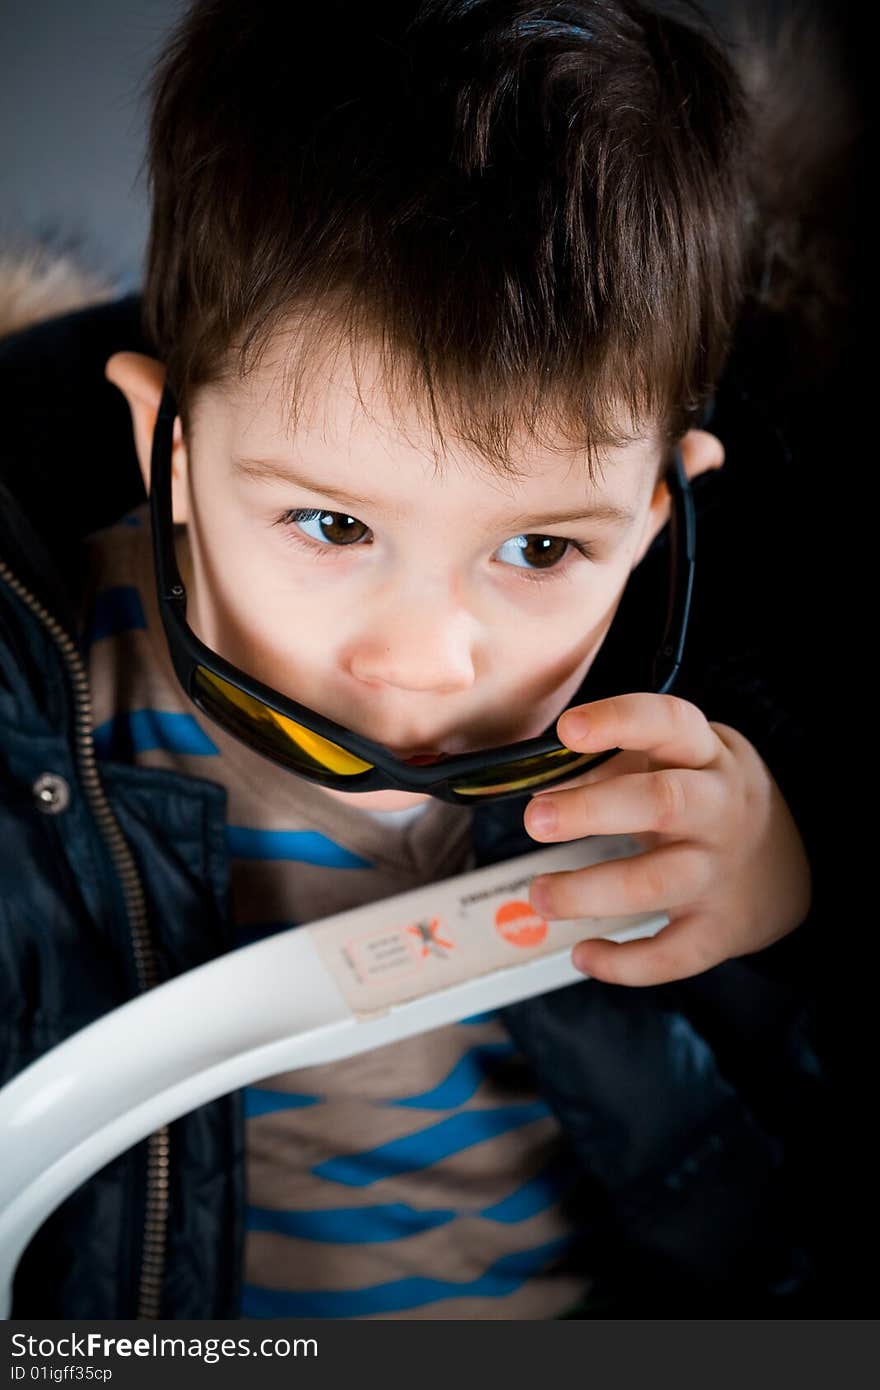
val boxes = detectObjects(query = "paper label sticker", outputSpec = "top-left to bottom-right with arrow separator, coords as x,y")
308,834 -> 662,1017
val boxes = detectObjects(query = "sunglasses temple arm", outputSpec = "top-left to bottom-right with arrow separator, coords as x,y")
150,384 -> 187,604
652,449 -> 696,694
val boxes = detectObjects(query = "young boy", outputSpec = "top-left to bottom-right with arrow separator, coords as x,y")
0,0 -> 820,1319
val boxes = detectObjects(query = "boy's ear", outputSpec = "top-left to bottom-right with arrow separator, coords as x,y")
104,352 -> 190,523
630,428 -> 724,568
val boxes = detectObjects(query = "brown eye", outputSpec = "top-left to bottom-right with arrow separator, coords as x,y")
500,533 -> 570,570
315,512 -> 369,545
283,508 -> 371,546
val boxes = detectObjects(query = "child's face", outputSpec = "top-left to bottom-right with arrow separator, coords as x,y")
110,333 -> 714,811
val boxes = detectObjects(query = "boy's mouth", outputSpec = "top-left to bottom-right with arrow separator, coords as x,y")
389,749 -> 448,765
380,708 -> 557,765
385,722 -> 545,764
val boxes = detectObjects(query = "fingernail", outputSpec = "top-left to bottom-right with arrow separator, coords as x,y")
527,798 -> 557,835
559,710 -> 589,744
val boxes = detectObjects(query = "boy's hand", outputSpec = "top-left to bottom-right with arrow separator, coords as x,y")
524,694 -> 812,986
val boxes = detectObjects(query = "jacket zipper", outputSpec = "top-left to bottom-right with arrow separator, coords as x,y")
0,557 -> 169,1319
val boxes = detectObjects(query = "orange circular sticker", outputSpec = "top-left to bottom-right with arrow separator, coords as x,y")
494,899 -> 548,949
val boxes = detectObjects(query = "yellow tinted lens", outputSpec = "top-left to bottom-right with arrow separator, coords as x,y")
451,747 -> 601,797
194,667 -> 373,778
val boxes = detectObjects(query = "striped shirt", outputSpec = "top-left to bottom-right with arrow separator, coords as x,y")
79,502 -> 595,1319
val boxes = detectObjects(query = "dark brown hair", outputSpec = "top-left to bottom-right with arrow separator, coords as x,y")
142,0 -> 754,476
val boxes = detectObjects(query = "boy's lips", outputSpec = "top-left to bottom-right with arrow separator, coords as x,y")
388,748 -> 448,765
375,714 -> 555,765
382,721 -> 550,764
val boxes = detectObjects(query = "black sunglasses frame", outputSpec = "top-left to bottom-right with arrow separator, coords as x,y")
149,382 -> 695,804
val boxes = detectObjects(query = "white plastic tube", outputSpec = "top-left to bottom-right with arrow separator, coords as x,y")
0,834 -> 665,1317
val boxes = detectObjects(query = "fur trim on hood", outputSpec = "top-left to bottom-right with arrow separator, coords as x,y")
0,242 -> 115,343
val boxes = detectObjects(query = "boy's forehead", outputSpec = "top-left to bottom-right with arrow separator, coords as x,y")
200,323 -> 661,504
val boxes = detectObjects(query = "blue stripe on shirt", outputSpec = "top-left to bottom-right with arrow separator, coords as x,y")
244,1157 -> 573,1243
83,585 -> 146,646
246,1201 -> 455,1244
312,1102 -> 551,1187
92,709 -> 219,759
239,1232 -> 575,1317
244,1088 -> 321,1119
387,1043 -> 516,1109
226,826 -> 371,868
479,1156 -> 575,1224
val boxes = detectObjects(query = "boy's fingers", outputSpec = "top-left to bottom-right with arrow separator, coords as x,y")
524,767 -> 725,843
529,843 -> 713,920
570,911 -> 725,987
557,693 -> 723,770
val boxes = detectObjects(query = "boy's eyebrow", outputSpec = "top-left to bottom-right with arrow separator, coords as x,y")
231,455 -> 637,528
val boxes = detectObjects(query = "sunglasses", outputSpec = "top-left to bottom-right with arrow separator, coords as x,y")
149,383 -> 695,805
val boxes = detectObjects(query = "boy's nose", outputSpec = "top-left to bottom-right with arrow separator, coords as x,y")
345,605 -> 478,695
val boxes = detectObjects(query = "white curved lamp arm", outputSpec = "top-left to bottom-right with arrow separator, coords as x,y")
0,835 -> 665,1318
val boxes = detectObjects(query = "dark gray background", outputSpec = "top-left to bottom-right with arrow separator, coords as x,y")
0,0 -> 184,293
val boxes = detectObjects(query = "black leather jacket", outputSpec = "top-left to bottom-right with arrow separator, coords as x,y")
0,298 -> 822,1318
